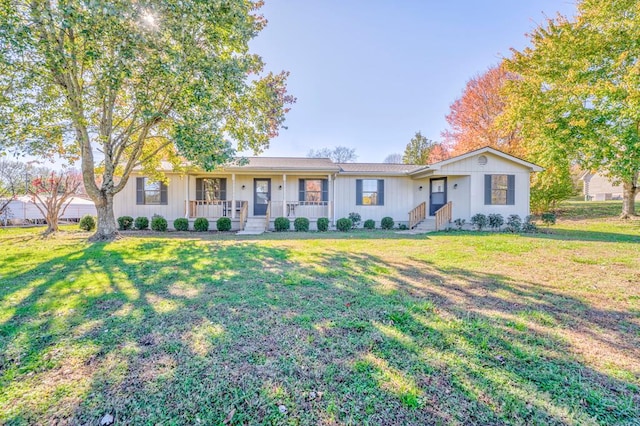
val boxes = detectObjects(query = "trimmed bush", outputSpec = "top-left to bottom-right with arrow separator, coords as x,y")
398,224 -> 408,230
488,213 -> 504,231
134,216 -> 149,230
363,219 -> 375,230
453,218 -> 466,230
317,217 -> 329,232
151,214 -> 168,232
505,215 -> 522,233
216,217 -> 232,232
194,217 -> 209,232
541,212 -> 557,226
173,218 -> 189,231
471,213 -> 488,231
522,215 -> 538,233
336,218 -> 352,232
79,215 -> 96,231
274,217 -> 290,232
381,216 -> 394,230
348,212 -> 361,229
117,216 -> 134,231
294,217 -> 310,232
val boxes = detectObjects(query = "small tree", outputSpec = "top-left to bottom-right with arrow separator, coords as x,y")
0,160 -> 27,217
29,170 -> 81,235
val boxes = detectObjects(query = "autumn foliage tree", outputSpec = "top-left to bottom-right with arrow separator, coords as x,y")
442,64 -> 523,157
29,170 -> 82,235
402,132 -> 449,164
0,1 -> 294,240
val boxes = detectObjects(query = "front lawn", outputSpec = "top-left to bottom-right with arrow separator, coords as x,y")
1,203 -> 639,425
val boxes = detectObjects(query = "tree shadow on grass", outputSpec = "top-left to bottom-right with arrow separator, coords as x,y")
0,237 -> 638,425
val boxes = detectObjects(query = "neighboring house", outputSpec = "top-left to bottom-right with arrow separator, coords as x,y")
113,147 -> 542,232
579,171 -> 640,201
0,195 -> 97,225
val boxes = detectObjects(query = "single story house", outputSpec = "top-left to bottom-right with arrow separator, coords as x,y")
113,147 -> 543,232
579,171 -> 640,201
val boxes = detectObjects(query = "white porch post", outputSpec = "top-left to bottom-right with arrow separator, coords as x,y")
231,173 -> 236,219
184,175 -> 189,218
328,174 -> 332,223
282,174 -> 287,217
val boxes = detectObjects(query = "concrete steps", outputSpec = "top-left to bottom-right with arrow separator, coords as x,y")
412,218 -> 437,232
237,217 -> 267,235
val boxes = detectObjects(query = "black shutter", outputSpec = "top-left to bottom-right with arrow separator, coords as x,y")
299,179 -> 305,202
160,182 -> 168,205
507,175 -> 515,205
136,177 -> 144,205
195,178 -> 203,200
356,179 -> 363,205
220,178 -> 227,200
377,180 -> 384,206
484,175 -> 492,205
322,179 -> 328,202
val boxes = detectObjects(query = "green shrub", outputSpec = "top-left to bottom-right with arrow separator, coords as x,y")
470,213 -> 488,231
173,217 -> 189,231
381,217 -> 394,230
194,217 -> 209,232
151,214 -> 168,232
79,215 -> 96,231
453,218 -> 466,230
505,215 -> 522,233
398,224 -> 408,230
488,213 -> 504,231
522,215 -> 538,233
317,217 -> 329,232
274,217 -> 290,232
336,218 -> 352,232
216,217 -> 232,232
117,216 -> 134,231
348,212 -> 361,228
541,212 -> 557,226
363,219 -> 375,229
134,216 -> 149,230
294,217 -> 310,232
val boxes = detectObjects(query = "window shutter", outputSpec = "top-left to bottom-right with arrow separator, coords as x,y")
322,179 -> 328,202
356,179 -> 363,205
377,179 -> 384,205
507,175 -> 515,205
220,178 -> 227,201
484,175 -> 492,205
136,177 -> 144,205
160,182 -> 168,205
299,179 -> 305,202
195,178 -> 203,200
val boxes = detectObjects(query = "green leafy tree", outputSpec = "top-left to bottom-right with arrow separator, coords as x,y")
0,1 -> 294,239
504,0 -> 640,217
402,131 -> 436,164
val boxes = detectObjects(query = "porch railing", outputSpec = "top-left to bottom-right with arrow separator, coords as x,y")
434,201 -> 452,231
265,200 -> 271,231
408,202 -> 426,229
189,200 -> 249,219
239,201 -> 248,230
270,200 -> 329,219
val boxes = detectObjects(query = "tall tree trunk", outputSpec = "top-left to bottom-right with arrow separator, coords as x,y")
91,193 -> 118,241
621,180 -> 638,218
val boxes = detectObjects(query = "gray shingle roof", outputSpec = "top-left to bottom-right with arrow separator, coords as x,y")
224,157 -> 340,172
337,163 -> 425,174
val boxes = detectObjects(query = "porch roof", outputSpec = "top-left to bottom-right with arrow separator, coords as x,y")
221,157 -> 340,173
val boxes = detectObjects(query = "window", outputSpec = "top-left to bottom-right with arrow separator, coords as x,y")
136,177 -> 168,205
299,179 -> 328,202
356,179 -> 384,206
196,178 -> 227,201
484,174 -> 515,205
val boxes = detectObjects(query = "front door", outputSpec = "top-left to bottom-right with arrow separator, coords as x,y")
253,178 -> 271,216
429,177 -> 447,216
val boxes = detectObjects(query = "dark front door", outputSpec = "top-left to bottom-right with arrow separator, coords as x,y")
429,177 -> 447,216
253,178 -> 271,216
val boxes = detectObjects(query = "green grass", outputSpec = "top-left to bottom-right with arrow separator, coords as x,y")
1,204 -> 639,425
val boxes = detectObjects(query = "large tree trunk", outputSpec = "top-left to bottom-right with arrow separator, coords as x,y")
621,180 -> 638,219
91,193 -> 119,241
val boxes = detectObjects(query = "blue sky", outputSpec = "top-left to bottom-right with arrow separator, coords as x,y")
249,0 -> 577,162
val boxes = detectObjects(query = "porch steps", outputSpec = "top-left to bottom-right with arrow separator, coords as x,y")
237,216 -> 267,235
411,218 -> 437,233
